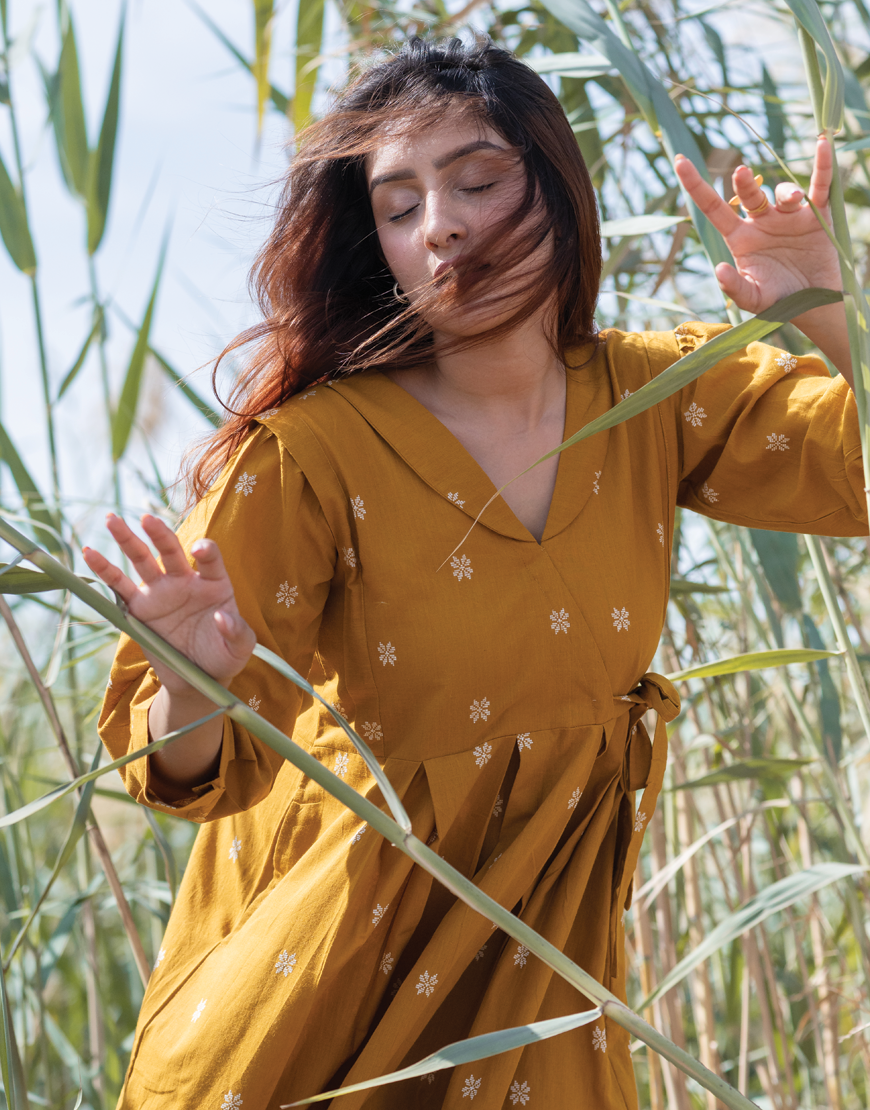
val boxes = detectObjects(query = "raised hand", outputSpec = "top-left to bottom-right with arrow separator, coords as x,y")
83,514 -> 256,694
674,137 -> 842,314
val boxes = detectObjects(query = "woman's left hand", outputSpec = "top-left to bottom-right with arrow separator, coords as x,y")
674,137 -> 842,313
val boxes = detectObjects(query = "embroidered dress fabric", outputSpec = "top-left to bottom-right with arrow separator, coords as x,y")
100,324 -> 866,1110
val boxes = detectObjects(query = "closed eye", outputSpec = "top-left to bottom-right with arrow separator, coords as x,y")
389,204 -> 419,223
463,182 -> 495,194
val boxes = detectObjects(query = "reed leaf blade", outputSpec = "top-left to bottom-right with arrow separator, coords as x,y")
284,1009 -> 603,1105
112,236 -> 168,460
643,863 -> 865,1008
86,12 -> 124,254
0,150 -> 35,275
667,647 -> 841,680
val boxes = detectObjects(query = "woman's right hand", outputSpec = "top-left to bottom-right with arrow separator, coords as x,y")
83,513 -> 256,694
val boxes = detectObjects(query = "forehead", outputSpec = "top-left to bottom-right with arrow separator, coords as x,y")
365,108 -> 510,184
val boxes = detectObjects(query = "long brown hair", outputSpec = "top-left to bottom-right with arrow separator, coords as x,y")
187,38 -> 601,500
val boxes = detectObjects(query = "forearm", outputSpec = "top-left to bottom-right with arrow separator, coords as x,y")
148,684 -> 225,799
790,301 -> 854,388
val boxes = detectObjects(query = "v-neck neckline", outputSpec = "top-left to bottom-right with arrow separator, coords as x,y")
326,343 -> 611,545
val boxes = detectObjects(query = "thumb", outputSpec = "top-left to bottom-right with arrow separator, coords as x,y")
714,262 -> 758,310
214,608 -> 257,660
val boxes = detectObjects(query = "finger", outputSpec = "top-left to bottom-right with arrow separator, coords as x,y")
190,537 -> 231,583
714,262 -> 760,311
214,608 -> 257,660
105,514 -> 165,584
674,154 -> 741,236
774,181 -> 804,212
807,135 -> 833,209
730,164 -> 769,217
140,514 -> 194,577
81,545 -> 141,606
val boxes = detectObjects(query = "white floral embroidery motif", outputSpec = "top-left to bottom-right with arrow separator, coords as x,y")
474,945 -> 487,961
332,700 -> 345,717
221,1091 -> 243,1109
469,698 -> 491,723
612,607 -> 630,631
351,496 -> 366,520
492,795 -> 503,818
234,471 -> 256,496
462,1076 -> 482,1100
380,952 -> 395,975
372,903 -> 389,926
634,811 -> 647,833
766,433 -> 790,452
416,970 -> 438,997
674,323 -> 692,336
776,352 -> 798,373
191,999 -> 207,1022
593,1025 -> 607,1053
550,608 -> 570,634
248,696 -> 260,712
451,554 -> 473,581
334,753 -> 349,777
301,391 -> 316,399
362,721 -> 383,743
229,837 -> 242,862
260,407 -> 279,418
342,546 -> 357,568
593,470 -> 601,495
517,733 -> 533,752
275,950 -> 296,977
568,788 -> 582,811
448,491 -> 466,508
621,388 -> 632,400
683,402 -> 707,428
513,945 -> 530,968
277,581 -> 298,607
350,824 -> 367,845
474,743 -> 493,767
510,1081 -> 531,1106
657,522 -> 665,546
155,947 -> 166,968
488,854 -> 502,870
421,1074 -> 436,1084
700,482 -> 719,504
378,642 -> 397,666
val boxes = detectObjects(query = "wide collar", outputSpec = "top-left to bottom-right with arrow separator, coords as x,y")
326,343 -> 611,544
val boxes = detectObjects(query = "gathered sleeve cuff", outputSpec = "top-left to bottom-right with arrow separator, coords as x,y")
649,322 -> 867,535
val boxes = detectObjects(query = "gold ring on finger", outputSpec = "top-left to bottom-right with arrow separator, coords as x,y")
743,194 -> 770,216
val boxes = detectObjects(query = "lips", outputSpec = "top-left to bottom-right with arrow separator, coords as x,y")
433,260 -> 455,279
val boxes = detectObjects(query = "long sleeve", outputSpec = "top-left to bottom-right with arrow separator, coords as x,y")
97,425 -> 337,822
643,322 -> 867,535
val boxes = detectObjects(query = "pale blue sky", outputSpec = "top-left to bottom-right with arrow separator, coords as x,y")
1,0 -> 317,525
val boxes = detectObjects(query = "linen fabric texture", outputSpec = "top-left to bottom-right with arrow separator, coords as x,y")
99,323 -> 866,1109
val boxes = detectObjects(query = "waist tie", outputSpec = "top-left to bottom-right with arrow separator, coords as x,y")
612,673 -> 681,915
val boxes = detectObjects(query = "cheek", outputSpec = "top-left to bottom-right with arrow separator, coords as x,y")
377,225 -> 422,284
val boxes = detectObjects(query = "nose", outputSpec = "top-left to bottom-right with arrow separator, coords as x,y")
422,189 -> 468,253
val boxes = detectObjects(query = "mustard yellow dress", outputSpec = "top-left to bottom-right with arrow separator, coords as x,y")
100,323 -> 866,1110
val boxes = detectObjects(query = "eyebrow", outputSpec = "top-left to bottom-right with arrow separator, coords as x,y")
368,140 -> 508,194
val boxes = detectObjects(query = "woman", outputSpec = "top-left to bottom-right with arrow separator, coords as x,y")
86,38 -> 864,1110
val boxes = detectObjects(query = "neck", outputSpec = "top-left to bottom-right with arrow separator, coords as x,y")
395,309 -> 565,430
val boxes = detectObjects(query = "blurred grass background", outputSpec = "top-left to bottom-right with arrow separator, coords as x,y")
4,0 -> 870,1106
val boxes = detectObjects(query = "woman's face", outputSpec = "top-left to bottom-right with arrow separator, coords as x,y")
366,108 -> 545,337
